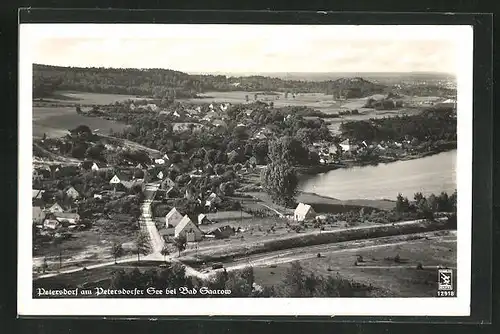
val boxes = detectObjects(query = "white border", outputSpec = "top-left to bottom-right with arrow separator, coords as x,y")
18,24 -> 473,317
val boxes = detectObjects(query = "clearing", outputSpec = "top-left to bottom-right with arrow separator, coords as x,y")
35,91 -> 150,106
33,106 -> 129,138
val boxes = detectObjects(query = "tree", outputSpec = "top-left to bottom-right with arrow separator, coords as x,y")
281,261 -> 306,297
245,95 -> 249,102
219,181 -> 236,196
395,193 -> 410,213
111,242 -> 124,264
174,235 -> 187,256
160,245 -> 170,263
262,138 -> 299,207
135,232 -> 150,262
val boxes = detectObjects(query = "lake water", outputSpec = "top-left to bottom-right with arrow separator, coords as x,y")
299,150 -> 457,201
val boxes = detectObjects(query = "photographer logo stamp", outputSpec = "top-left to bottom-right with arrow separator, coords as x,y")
438,269 -> 453,291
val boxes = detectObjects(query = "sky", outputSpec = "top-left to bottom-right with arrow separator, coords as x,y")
26,24 -> 460,74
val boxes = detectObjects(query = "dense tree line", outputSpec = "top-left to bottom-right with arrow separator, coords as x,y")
102,261 -> 373,298
33,64 -> 388,99
339,107 -> 456,143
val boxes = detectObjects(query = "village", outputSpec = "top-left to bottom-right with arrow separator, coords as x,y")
32,90 -> 457,282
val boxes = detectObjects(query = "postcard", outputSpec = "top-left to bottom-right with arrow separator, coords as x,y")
19,23 -> 472,316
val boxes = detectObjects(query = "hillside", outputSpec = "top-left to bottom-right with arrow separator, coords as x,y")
33,64 -> 388,99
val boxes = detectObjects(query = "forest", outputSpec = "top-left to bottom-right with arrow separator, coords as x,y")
33,64 -> 388,99
339,106 -> 457,143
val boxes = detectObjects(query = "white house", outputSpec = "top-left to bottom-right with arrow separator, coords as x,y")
175,215 -> 203,242
53,212 -> 80,225
32,169 -> 44,181
91,162 -> 100,171
43,219 -> 60,230
205,192 -> 222,208
65,186 -> 81,200
294,203 -> 316,222
157,171 -> 164,179
165,207 -> 183,228
32,206 -> 46,223
197,213 -> 212,225
155,158 -> 165,165
339,139 -> 358,152
47,202 -> 65,213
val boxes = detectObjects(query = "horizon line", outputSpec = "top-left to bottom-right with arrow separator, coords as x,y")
33,63 -> 456,77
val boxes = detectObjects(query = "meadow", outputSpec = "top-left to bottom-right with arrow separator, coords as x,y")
36,91 -> 148,106
252,230 -> 456,297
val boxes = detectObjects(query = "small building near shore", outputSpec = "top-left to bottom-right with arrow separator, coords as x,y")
294,203 -> 316,222
339,139 -> 358,152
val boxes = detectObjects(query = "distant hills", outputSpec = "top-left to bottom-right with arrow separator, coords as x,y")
33,64 -> 452,100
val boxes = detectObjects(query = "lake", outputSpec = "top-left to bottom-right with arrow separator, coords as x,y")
299,150 -> 457,201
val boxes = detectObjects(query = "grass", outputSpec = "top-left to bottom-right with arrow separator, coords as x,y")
181,219 -> 452,265
33,106 -> 129,138
206,211 -> 253,222
33,215 -> 140,271
252,235 -> 456,297
36,91 -> 150,106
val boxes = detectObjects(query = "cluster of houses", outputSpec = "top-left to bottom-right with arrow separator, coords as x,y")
32,199 -> 82,231
160,207 -> 236,243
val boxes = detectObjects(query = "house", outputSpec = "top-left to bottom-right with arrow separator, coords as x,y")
245,109 -> 254,117
197,213 -> 212,225
164,186 -> 179,198
65,186 -> 81,200
174,215 -> 203,242
435,98 -> 457,109
109,172 -> 131,186
93,193 -> 103,199
205,192 -> 222,208
43,219 -> 60,230
377,144 -> 386,150
165,207 -> 183,228
145,103 -> 159,112
155,158 -> 165,165
294,203 -> 316,222
248,156 -> 258,167
157,171 -> 164,179
79,160 -> 94,170
32,169 -> 44,181
52,212 -> 80,225
32,189 -> 45,200
339,139 -> 358,152
47,202 -> 65,213
136,162 -> 147,169
91,162 -> 106,171
32,206 -> 46,223
161,177 -> 175,189
208,225 -> 235,239
328,145 -> 338,155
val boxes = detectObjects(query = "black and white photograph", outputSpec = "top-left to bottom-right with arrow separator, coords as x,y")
19,23 -> 473,316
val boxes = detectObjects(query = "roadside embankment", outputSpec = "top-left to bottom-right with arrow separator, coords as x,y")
180,218 -> 454,265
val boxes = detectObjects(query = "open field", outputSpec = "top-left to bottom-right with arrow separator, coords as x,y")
251,231 -> 456,297
245,191 -> 396,213
35,91 -> 149,106
33,216 -> 140,273
33,106 -> 129,138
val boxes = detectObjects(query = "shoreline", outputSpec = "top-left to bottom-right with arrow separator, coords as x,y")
297,146 -> 456,175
